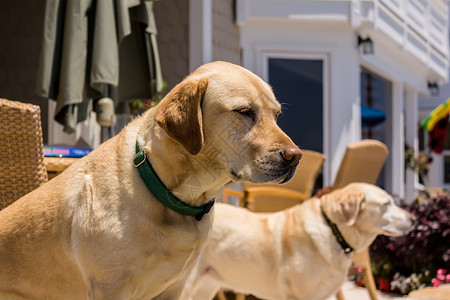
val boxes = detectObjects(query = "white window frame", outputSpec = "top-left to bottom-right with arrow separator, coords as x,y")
259,51 -> 331,186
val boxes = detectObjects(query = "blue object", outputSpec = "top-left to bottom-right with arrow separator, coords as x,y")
43,146 -> 92,158
361,105 -> 385,128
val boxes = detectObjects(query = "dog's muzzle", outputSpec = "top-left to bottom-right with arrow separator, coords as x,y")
277,146 -> 302,183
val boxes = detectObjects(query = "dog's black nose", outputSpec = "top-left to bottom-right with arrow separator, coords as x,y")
281,146 -> 302,166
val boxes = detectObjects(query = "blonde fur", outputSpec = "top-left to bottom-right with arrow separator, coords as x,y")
183,183 -> 414,300
0,61 -> 300,299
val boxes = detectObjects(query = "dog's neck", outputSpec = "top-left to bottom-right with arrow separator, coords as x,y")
313,200 -> 378,255
320,209 -> 354,254
137,112 -> 230,207
335,224 -> 379,254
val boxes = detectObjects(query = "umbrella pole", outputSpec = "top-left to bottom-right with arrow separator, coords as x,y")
101,126 -> 113,143
97,85 -> 115,143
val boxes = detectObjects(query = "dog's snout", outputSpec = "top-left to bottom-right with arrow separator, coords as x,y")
281,146 -> 302,165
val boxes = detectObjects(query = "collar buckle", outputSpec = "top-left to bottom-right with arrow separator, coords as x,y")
195,199 -> 216,221
133,149 -> 147,168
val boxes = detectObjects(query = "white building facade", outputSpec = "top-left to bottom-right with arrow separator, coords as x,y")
234,0 -> 449,200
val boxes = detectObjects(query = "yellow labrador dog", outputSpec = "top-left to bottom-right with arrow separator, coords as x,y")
0,61 -> 301,299
183,183 -> 415,300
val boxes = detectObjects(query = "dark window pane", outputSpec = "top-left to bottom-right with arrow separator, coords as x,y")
360,68 -> 390,142
268,58 -> 323,152
419,126 -> 425,151
360,68 -> 391,189
444,155 -> 450,184
444,127 -> 450,150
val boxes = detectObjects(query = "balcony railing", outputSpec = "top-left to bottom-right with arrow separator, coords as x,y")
237,0 -> 449,80
361,0 -> 448,79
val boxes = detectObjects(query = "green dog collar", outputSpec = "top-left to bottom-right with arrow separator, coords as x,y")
133,141 -> 214,221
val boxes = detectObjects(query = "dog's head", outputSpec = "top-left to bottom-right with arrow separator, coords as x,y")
321,183 -> 415,237
155,61 -> 301,184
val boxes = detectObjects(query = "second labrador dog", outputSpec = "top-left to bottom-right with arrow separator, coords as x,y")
183,183 -> 415,300
0,61 -> 301,299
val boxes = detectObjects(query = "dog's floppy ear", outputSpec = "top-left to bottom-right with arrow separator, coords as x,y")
322,189 -> 365,226
155,78 -> 208,155
337,191 -> 365,226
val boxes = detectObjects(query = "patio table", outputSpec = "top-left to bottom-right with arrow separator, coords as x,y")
44,157 -> 79,180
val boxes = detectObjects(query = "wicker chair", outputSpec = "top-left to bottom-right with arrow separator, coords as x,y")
242,149 -> 326,212
333,139 -> 389,300
0,99 -> 48,210
333,139 -> 388,191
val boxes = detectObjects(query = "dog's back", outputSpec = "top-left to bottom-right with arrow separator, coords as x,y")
182,201 -> 344,300
183,184 -> 414,300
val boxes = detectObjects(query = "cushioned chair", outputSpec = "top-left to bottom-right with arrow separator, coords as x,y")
333,139 -> 389,300
0,99 -> 48,210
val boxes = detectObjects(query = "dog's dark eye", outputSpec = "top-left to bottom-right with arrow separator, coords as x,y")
234,108 -> 255,121
276,111 -> 282,121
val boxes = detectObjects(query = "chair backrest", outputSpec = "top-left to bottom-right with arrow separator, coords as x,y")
278,149 -> 327,198
332,139 -> 388,189
332,139 -> 388,300
243,149 -> 326,212
0,99 -> 48,209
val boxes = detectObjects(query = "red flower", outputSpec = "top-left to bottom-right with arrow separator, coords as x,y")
432,278 -> 442,287
378,278 -> 390,292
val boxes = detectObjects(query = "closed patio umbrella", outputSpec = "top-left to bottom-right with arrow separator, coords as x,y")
36,0 -> 163,134
361,105 -> 385,128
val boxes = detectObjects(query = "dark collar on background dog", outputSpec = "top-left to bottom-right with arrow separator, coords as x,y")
321,209 -> 354,254
133,141 -> 215,221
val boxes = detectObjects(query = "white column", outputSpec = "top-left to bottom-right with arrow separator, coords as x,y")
189,0 -> 213,72
390,81 -> 405,198
350,0 -> 361,27
405,88 -> 418,202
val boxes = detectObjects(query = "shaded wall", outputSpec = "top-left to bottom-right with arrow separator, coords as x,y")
154,0 -> 190,93
213,0 -> 240,64
0,1 -> 47,143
